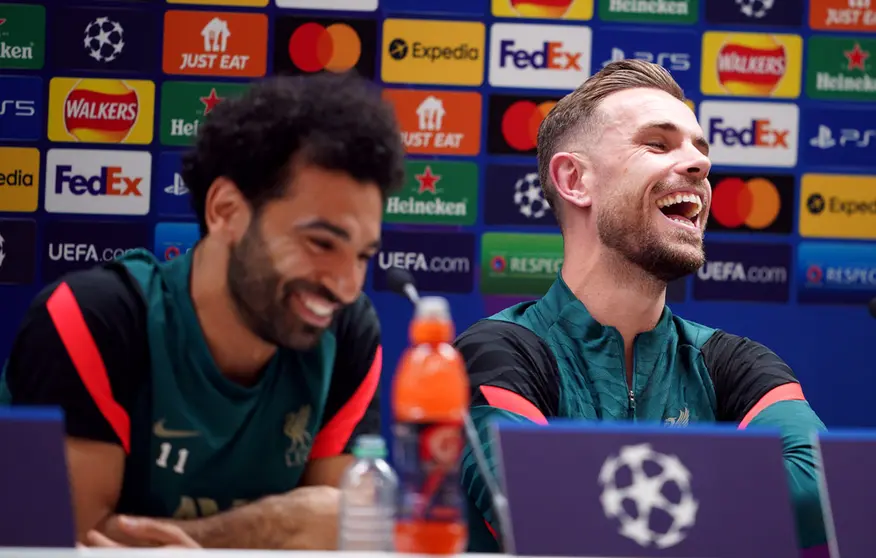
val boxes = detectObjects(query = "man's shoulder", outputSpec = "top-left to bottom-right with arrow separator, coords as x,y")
330,292 -> 379,343
669,312 -> 720,350
26,263 -> 146,327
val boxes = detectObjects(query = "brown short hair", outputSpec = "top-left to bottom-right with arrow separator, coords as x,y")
537,59 -> 685,224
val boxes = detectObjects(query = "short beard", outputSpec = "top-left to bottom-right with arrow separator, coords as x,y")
597,204 -> 705,283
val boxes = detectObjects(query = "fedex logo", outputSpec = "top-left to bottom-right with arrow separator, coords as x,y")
54,166 -> 143,197
489,23 -> 591,91
45,149 -> 151,216
698,101 -> 798,168
499,40 -> 583,71
708,119 -> 790,148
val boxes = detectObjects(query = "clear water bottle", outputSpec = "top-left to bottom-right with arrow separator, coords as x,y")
338,434 -> 399,551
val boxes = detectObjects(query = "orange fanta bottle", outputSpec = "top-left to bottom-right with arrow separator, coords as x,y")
392,296 -> 470,554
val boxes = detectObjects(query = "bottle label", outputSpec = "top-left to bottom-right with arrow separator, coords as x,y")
393,421 -> 466,524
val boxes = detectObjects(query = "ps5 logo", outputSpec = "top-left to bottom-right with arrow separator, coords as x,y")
810,125 -> 876,149
0,100 -> 36,117
602,48 -> 691,71
164,173 -> 189,196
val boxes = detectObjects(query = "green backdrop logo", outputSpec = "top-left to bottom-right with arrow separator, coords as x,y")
598,0 -> 697,24
160,82 -> 249,146
480,232 -> 563,296
385,160 -> 477,226
0,4 -> 45,69
806,37 -> 876,101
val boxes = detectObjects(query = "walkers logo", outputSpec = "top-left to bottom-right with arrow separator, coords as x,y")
154,222 -> 200,262
0,218 -> 36,285
372,231 -> 475,294
273,16 -> 376,78
706,0 -> 803,26
481,232 -> 563,296
797,241 -> 876,304
598,0 -> 697,24
491,0 -> 594,19
163,10 -> 267,78
275,0 -> 377,10
484,164 -> 557,227
806,37 -> 876,101
381,19 -> 485,86
47,78 -> 155,144
0,147 -> 39,213
804,108 -> 876,167
0,75 -> 41,141
594,29 -> 698,94
701,32 -> 802,98
799,174 -> 876,240
0,3 -> 45,69
693,242 -> 791,303
383,89 -> 481,156
43,220 -> 149,282
384,160 -> 478,226
168,0 -> 267,5
160,81 -> 248,146
488,94 -> 560,156
45,149 -> 152,216
699,101 -> 799,167
155,151 -> 193,217
488,23 -> 592,90
51,7 -> 158,73
707,174 -> 794,234
810,0 -> 876,32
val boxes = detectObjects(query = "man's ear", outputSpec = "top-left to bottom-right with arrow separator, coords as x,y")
550,152 -> 592,209
203,177 -> 251,245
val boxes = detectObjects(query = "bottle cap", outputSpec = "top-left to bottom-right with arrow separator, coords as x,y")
353,434 -> 387,459
414,296 -> 451,321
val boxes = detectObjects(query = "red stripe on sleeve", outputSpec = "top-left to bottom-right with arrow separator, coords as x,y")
479,385 -> 548,425
310,345 -> 382,459
738,383 -> 805,430
46,282 -> 131,454
484,519 -> 498,540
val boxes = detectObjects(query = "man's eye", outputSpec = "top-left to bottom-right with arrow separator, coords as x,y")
310,238 -> 333,251
647,142 -> 667,150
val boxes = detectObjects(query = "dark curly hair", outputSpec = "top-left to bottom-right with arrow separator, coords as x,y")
181,72 -> 406,235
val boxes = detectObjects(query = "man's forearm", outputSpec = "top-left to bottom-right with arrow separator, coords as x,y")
102,488 -> 337,550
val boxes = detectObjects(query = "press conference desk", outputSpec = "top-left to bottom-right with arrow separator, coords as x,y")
0,551 -> 626,558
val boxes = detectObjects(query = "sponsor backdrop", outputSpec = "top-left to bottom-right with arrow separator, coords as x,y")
1,0 -> 876,435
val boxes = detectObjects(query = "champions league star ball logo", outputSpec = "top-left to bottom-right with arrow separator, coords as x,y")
513,172 -> 550,220
598,443 -> 699,549
736,0 -> 774,18
84,17 -> 125,63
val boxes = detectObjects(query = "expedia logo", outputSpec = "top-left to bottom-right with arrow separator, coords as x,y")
387,38 -> 480,62
717,36 -> 786,95
807,192 -> 876,216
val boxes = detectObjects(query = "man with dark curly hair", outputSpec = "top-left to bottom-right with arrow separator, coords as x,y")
0,73 -> 406,549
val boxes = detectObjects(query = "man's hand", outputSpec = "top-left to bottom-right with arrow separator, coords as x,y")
86,516 -> 201,548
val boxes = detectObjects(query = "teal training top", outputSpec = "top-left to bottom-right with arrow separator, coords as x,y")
454,274 -> 827,552
0,249 -> 382,519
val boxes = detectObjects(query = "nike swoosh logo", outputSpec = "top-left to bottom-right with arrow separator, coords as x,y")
153,420 -> 201,439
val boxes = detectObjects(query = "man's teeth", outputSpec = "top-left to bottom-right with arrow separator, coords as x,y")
656,192 -> 703,219
302,296 -> 333,317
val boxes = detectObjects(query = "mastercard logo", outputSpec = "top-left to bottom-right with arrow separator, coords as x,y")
501,100 -> 556,152
288,22 -> 361,73
716,35 -> 786,96
710,177 -> 781,230
510,0 -> 573,17
63,79 -> 139,143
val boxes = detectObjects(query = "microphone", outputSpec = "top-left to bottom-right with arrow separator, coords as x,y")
385,267 -> 420,305
869,297 -> 876,320
385,268 -> 513,553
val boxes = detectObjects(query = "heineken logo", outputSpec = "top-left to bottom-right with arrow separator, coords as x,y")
599,0 -> 696,22
807,37 -> 876,101
160,82 -> 247,146
384,161 -> 477,226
